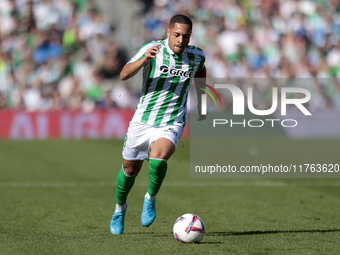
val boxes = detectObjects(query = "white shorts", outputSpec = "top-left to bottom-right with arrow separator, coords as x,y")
122,122 -> 184,161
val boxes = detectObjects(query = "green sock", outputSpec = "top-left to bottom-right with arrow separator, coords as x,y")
148,158 -> 168,197
116,166 -> 137,206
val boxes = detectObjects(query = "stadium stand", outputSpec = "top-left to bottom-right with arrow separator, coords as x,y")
1,0 -> 340,112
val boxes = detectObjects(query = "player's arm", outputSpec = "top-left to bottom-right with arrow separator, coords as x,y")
194,65 -> 207,121
120,44 -> 161,81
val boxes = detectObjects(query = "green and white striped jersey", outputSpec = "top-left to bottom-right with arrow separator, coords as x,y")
128,38 -> 205,127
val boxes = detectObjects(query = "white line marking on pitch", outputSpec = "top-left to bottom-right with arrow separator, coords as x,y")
0,181 -> 339,187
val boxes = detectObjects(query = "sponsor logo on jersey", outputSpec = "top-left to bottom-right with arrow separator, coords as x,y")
160,65 -> 169,73
159,65 -> 194,78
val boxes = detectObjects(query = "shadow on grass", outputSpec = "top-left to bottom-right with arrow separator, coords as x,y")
131,233 -> 223,244
207,229 -> 340,236
196,241 -> 223,244
130,232 -> 223,244
131,232 -> 170,237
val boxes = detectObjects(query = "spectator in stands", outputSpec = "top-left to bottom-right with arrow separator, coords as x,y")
1,0 -> 340,112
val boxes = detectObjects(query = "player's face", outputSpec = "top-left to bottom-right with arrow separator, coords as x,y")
167,23 -> 191,55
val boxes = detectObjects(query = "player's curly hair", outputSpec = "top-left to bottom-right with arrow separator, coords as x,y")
169,14 -> 192,31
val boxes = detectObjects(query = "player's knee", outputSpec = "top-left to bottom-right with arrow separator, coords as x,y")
150,150 -> 173,160
122,165 -> 140,176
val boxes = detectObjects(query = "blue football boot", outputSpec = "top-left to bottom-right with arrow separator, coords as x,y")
141,197 -> 156,227
110,204 -> 127,235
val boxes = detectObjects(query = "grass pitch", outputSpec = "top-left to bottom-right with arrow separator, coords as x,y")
1,139 -> 340,254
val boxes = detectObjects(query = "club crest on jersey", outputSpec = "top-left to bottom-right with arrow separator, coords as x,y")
159,65 -> 194,78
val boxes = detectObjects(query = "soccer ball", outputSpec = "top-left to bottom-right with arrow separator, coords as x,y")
173,213 -> 205,243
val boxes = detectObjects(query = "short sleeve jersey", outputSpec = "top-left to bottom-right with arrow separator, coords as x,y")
128,38 -> 205,127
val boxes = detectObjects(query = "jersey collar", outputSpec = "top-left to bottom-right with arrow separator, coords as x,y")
164,38 -> 187,56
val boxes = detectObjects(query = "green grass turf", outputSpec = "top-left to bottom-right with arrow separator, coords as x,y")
0,139 -> 340,254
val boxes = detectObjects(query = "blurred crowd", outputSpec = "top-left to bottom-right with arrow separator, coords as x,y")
140,0 -> 340,111
0,0 -> 132,111
1,0 -> 340,112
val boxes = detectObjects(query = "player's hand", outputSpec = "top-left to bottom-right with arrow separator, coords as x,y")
144,44 -> 161,62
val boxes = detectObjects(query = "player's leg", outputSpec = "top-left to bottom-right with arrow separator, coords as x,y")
110,159 -> 143,235
141,137 -> 176,227
148,138 -> 175,195
116,159 -> 144,207
111,122 -> 150,234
